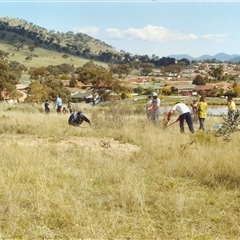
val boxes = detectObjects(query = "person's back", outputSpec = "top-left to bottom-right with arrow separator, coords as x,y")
68,111 -> 91,126
168,102 -> 194,133
172,102 -> 190,115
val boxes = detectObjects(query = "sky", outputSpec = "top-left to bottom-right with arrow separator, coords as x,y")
1,1 -> 240,58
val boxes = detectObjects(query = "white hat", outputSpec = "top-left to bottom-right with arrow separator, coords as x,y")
152,92 -> 157,97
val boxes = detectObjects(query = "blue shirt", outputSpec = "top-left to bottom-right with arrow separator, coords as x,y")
55,97 -> 62,106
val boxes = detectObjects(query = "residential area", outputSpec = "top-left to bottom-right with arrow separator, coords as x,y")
11,61 -> 240,104
128,62 -> 240,99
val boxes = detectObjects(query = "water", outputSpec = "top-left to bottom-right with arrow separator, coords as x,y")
160,105 -> 229,116
207,106 -> 228,115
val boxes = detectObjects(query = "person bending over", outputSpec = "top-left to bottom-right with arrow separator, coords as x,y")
168,102 -> 194,133
68,111 -> 91,127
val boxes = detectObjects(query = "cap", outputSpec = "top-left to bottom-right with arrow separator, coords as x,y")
152,92 -> 157,97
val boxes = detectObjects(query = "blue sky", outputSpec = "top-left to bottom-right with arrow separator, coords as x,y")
1,1 -> 240,58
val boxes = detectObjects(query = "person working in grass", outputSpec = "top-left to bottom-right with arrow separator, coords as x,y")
197,96 -> 208,131
167,102 -> 195,133
68,111 -> 91,127
227,96 -> 236,123
146,95 -> 153,120
44,99 -> 51,114
150,92 -> 161,125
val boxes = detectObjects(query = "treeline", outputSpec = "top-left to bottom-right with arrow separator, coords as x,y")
0,50 -> 130,103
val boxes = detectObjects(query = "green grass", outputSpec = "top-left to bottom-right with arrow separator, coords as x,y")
0,101 -> 240,239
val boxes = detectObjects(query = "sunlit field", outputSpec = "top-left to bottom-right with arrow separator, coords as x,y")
0,40 -> 109,69
0,101 -> 240,239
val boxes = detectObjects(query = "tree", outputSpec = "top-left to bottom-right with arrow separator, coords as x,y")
0,50 -> 9,60
75,65 -> 127,104
12,38 -> 26,51
29,67 -> 49,81
28,45 -> 36,52
233,85 -> 240,96
62,54 -> 69,59
26,77 -> 71,103
162,87 -> 171,95
69,76 -> 78,87
209,65 -> 224,81
25,81 -> 48,102
178,58 -> 190,66
139,63 -> 154,76
0,60 -> 20,100
43,78 -> 70,102
192,75 -> 206,85
134,86 -> 144,95
109,63 -> 131,78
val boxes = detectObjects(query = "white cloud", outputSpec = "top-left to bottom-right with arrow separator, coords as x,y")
72,26 -> 99,36
201,34 -> 227,41
105,25 -> 198,42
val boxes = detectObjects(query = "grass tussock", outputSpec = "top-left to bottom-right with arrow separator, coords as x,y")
0,102 -> 240,239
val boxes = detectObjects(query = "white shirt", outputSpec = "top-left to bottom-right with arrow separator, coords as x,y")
152,97 -> 161,108
172,103 -> 190,115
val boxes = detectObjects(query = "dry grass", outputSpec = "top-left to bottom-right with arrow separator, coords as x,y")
0,40 -> 109,69
0,101 -> 240,239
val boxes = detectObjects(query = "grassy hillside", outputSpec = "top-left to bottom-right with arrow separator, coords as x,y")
0,40 -> 109,69
0,17 -> 118,59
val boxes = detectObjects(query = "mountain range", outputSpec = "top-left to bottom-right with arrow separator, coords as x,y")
168,53 -> 240,62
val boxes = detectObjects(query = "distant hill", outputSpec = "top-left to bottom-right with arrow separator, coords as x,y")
168,53 -> 240,62
166,54 -> 195,61
0,16 -> 119,61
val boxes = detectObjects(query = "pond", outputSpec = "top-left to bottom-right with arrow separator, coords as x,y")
160,105 -> 229,116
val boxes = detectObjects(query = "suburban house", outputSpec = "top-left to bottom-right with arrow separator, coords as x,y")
171,84 -> 197,95
71,90 -> 101,104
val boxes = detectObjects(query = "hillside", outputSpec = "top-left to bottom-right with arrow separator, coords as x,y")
0,39 -> 109,69
0,16 -> 120,64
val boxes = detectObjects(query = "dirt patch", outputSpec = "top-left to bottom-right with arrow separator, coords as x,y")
1,135 -> 141,157
58,137 -> 141,156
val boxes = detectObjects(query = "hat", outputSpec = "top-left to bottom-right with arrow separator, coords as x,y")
152,92 -> 157,97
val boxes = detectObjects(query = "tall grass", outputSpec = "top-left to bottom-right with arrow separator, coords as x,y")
0,101 -> 240,239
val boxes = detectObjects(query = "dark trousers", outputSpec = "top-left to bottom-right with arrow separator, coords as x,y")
57,105 -> 62,113
179,112 -> 194,133
199,118 -> 205,131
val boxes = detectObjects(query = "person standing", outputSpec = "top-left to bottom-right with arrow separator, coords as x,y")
167,102 -> 194,133
197,96 -> 208,131
151,92 -> 161,125
146,95 -> 153,120
44,99 -> 51,114
190,99 -> 198,122
227,96 -> 236,123
67,101 -> 74,114
55,95 -> 62,114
